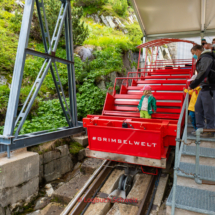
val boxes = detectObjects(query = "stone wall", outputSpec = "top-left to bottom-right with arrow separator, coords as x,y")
40,145 -> 73,183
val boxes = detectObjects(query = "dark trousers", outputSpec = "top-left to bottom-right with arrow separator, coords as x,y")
195,90 -> 215,129
189,111 -> 197,130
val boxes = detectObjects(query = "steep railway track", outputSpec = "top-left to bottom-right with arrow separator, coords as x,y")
61,160 -> 158,215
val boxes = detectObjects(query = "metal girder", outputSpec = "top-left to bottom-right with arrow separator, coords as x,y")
147,29 -> 215,40
0,126 -> 83,154
25,49 -> 74,64
1,0 -> 81,158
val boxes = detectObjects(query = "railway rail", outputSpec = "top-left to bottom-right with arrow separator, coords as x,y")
61,160 -> 160,215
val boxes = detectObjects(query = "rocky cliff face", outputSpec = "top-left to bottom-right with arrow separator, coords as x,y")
86,11 -> 137,34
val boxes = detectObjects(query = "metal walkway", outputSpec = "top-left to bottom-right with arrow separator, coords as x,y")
167,186 -> 215,215
167,93 -> 215,214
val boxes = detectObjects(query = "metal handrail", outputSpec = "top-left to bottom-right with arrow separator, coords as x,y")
171,92 -> 189,215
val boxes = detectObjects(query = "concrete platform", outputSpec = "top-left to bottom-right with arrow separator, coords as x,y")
85,148 -> 166,168
0,150 -> 39,207
0,150 -> 39,189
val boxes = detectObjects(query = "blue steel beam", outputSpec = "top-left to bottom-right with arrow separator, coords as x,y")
0,126 -> 83,154
65,4 -> 78,126
3,0 -> 35,137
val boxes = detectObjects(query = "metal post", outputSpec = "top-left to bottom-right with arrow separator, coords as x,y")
7,145 -> 10,158
144,48 -> 148,75
195,128 -> 203,184
155,46 -> 158,70
137,48 -> 141,75
3,0 -> 35,137
150,47 -> 154,72
65,1 -> 78,126
185,94 -> 188,144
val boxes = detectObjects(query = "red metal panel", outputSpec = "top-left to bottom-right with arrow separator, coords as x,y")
86,114 -> 178,125
137,80 -> 187,84
113,106 -> 181,113
114,93 -> 183,100
144,75 -> 190,79
114,100 -> 182,107
120,85 -> 127,94
87,125 -> 163,159
127,85 -> 185,91
102,93 -> 114,114
102,110 -> 179,120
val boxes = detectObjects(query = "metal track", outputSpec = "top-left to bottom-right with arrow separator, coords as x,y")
61,161 -> 157,215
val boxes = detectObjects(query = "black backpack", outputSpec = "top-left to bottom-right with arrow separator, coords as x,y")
201,52 -> 215,84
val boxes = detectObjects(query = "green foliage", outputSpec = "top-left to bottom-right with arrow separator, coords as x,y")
76,81 -> 106,118
19,99 -> 68,134
75,47 -> 122,118
31,0 -> 61,41
84,36 -> 133,52
31,0 -> 89,46
10,10 -> 22,33
112,0 -> 128,16
69,141 -> 84,155
72,7 -> 89,45
0,85 -> 10,125
74,0 -> 108,7
125,22 -> 142,47
0,12 -> 19,72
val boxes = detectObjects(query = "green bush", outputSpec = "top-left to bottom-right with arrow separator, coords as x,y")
84,36 -> 133,51
74,0 -> 108,7
30,0 -> 89,46
0,10 -> 19,72
112,0 -> 128,16
20,99 -> 68,134
125,22 -> 143,47
76,81 -> 106,119
0,85 -> 10,124
72,7 -> 89,45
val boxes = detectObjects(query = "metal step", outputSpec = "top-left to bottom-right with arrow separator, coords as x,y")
182,145 -> 215,159
166,185 -> 215,214
187,134 -> 215,142
178,162 -> 215,182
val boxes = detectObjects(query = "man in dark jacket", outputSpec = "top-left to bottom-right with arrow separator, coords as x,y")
190,44 -> 215,136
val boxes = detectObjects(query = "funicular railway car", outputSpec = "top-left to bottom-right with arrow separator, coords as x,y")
83,39 -> 195,170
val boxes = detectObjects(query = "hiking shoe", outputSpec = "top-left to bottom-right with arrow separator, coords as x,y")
200,132 -> 214,138
188,115 -> 192,123
191,131 -> 196,135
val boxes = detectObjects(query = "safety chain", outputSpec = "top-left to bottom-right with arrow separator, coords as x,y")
175,138 -> 193,146
182,140 -> 193,146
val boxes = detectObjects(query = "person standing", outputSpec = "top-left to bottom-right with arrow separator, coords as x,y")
190,44 -> 215,137
184,75 -> 201,133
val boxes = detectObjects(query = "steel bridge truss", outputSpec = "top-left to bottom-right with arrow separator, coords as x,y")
0,0 -> 83,158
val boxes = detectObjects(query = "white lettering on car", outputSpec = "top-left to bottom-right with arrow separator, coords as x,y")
91,137 -> 157,148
